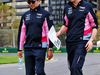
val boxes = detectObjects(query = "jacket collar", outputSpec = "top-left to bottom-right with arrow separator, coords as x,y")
30,5 -> 41,12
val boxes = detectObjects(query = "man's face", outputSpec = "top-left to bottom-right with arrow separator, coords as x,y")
69,0 -> 75,2
28,0 -> 40,9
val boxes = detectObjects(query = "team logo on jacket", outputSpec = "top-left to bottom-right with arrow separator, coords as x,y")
68,7 -> 72,14
37,13 -> 42,18
26,14 -> 31,21
79,6 -> 85,11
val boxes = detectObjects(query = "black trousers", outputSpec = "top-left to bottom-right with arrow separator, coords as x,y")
66,43 -> 87,75
24,48 -> 46,75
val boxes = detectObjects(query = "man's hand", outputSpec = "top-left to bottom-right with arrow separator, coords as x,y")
17,51 -> 23,58
56,25 -> 68,37
47,50 -> 53,60
85,40 -> 93,52
56,32 -> 60,37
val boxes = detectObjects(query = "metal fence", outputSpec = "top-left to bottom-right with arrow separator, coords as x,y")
0,26 -> 100,48
0,29 -> 18,48
0,28 -> 66,48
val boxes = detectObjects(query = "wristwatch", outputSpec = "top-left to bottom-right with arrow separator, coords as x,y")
48,48 -> 53,51
90,39 -> 94,42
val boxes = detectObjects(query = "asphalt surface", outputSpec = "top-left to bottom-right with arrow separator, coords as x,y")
0,53 -> 100,75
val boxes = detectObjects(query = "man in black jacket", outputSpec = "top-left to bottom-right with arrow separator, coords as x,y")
56,0 -> 98,75
17,0 -> 53,75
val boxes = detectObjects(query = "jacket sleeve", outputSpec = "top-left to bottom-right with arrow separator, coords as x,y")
63,6 -> 69,27
17,15 -> 26,51
45,12 -> 54,48
88,4 -> 98,29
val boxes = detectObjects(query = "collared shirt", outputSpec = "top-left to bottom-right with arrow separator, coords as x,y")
17,5 -> 53,51
64,0 -> 98,44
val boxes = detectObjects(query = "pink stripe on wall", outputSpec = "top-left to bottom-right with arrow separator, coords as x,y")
64,14 -> 69,26
19,20 -> 26,50
42,18 -> 49,48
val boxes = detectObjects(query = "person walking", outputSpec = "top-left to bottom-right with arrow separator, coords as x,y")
56,0 -> 98,75
17,0 -> 53,75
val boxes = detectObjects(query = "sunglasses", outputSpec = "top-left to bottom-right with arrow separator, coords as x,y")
28,1 -> 36,4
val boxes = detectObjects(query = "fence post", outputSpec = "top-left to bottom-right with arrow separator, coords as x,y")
12,28 -> 15,48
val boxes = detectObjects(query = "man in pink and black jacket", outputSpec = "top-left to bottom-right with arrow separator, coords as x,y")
17,0 -> 53,75
56,0 -> 98,75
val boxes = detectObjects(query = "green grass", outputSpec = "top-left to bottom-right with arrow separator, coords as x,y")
0,56 -> 24,64
0,56 -> 48,64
